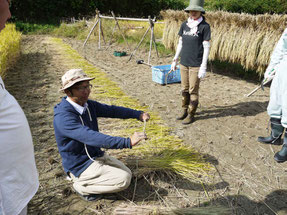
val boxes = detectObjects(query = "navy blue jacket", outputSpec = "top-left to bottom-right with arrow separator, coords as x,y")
53,97 -> 142,177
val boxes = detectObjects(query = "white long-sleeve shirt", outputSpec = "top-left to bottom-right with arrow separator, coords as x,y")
0,76 -> 39,215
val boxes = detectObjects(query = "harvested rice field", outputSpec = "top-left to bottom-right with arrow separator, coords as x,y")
4,35 -> 287,214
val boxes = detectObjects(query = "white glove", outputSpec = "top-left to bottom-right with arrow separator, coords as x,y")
171,61 -> 177,71
264,68 -> 276,81
198,66 -> 206,79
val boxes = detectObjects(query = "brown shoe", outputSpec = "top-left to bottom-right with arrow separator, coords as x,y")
182,114 -> 195,124
176,109 -> 188,120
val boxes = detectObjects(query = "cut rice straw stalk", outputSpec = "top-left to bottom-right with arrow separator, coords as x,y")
113,204 -> 231,215
143,119 -> 146,133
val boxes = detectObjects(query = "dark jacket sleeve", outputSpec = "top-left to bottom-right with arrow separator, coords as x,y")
90,100 -> 143,119
54,112 -> 132,149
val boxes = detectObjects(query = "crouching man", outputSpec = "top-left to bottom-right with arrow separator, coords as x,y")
53,69 -> 150,201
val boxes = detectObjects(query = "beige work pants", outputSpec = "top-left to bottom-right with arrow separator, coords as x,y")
70,154 -> 132,195
180,65 -> 200,101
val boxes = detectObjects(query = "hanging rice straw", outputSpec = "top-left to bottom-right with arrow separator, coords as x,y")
160,10 -> 287,76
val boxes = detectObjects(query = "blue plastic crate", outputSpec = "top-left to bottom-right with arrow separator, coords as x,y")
152,64 -> 181,85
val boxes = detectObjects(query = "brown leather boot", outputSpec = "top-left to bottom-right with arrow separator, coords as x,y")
182,100 -> 198,125
176,109 -> 188,120
176,92 -> 190,120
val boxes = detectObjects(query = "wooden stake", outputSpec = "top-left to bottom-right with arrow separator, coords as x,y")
100,19 -> 106,45
83,18 -> 99,48
151,24 -> 159,58
131,16 -> 158,63
148,16 -> 154,64
106,24 -> 117,50
128,26 -> 151,61
98,16 -> 101,49
111,11 -> 131,51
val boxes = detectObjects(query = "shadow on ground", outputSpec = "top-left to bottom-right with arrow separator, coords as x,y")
196,101 -> 269,121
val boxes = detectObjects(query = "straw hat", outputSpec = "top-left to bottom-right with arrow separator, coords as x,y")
184,0 -> 205,13
60,69 -> 94,91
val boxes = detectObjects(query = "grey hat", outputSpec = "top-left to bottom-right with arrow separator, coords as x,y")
184,0 -> 205,13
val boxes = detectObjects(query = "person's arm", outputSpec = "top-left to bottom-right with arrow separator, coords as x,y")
91,101 -> 143,120
198,24 -> 211,79
54,113 -> 132,149
171,23 -> 185,71
198,40 -> 211,79
264,28 -> 287,80
171,37 -> 183,71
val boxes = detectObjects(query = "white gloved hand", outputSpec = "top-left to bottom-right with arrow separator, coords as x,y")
198,66 -> 206,79
171,61 -> 177,71
264,68 -> 276,81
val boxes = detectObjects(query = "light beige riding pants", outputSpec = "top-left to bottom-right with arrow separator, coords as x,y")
70,154 -> 132,195
180,65 -> 200,101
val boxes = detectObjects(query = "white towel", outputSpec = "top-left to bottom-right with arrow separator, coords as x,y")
186,16 -> 203,35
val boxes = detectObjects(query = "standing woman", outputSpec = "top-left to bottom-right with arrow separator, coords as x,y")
257,28 -> 287,163
171,0 -> 211,124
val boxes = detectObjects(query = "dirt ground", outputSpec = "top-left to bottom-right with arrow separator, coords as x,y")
4,35 -> 287,214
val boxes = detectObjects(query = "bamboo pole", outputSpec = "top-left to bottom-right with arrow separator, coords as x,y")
111,11 -> 131,51
129,16 -> 158,62
150,17 -> 159,60
106,24 -> 117,50
83,18 -> 99,47
100,17 -> 106,45
128,26 -> 151,61
152,27 -> 159,58
148,16 -> 153,64
100,15 -> 163,23
98,16 -> 101,49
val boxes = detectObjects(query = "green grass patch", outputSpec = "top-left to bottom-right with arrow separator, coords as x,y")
15,22 -> 57,34
53,21 -> 89,39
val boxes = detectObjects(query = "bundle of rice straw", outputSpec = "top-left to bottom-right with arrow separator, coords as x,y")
0,24 -> 21,78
